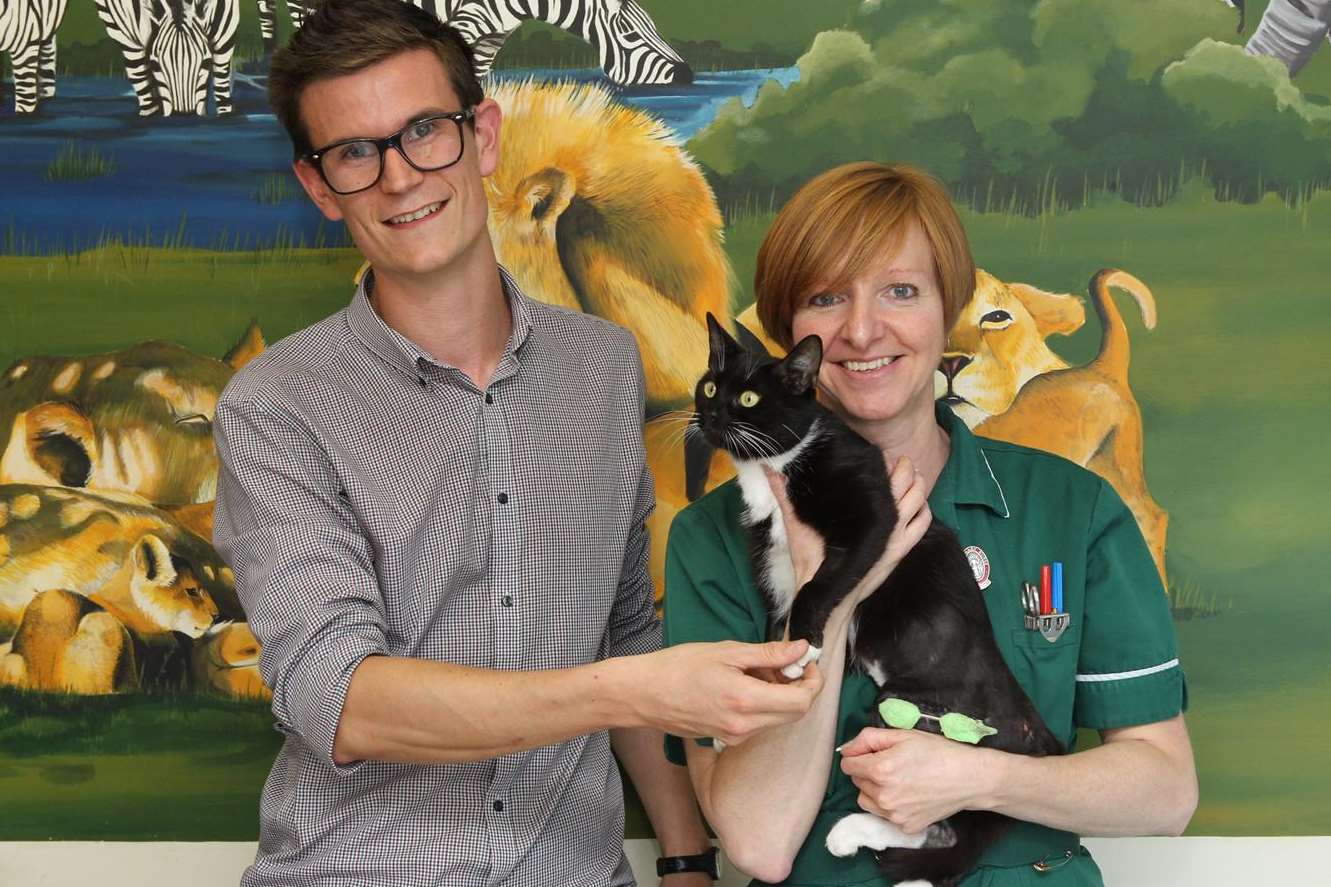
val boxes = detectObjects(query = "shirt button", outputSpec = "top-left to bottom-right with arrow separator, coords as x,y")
501,595 -> 513,608
485,392 -> 494,404
493,800 -> 504,812
497,492 -> 509,504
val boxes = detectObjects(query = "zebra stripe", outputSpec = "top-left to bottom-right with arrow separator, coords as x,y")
256,0 -> 689,87
95,0 -> 238,116
0,0 -> 70,113
257,0 -> 273,41
257,0 -> 313,54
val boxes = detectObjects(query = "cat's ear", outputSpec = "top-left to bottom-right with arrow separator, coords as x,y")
779,334 -> 823,395
706,312 -> 740,373
733,320 -> 771,358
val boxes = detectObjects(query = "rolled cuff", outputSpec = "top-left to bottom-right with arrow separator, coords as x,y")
1073,662 -> 1188,730
607,617 -> 663,660
276,631 -> 389,775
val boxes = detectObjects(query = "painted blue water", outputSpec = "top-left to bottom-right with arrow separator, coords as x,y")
0,67 -> 799,253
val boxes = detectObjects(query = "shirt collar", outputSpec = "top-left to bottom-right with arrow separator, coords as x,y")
345,265 -> 535,383
933,401 -> 1011,519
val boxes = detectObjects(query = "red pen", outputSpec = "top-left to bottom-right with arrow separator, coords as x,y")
1040,564 -> 1052,615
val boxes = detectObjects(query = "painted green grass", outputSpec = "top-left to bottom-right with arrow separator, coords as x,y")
251,173 -> 304,206
44,141 -> 117,182
0,688 -> 281,840
1,182 -> 1329,837
0,245 -> 362,369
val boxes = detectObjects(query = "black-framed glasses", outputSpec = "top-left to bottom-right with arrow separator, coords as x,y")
305,108 -> 475,195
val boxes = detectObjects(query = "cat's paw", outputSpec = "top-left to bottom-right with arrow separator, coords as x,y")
825,813 -> 928,856
780,644 -> 821,679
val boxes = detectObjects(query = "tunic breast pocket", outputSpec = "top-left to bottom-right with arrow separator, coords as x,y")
1007,628 -> 1080,747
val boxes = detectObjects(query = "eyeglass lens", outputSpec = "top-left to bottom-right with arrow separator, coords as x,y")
322,117 -> 464,194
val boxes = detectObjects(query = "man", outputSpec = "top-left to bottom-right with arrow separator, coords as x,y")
211,1 -> 821,884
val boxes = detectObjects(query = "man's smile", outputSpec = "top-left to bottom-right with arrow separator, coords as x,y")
384,199 -> 447,226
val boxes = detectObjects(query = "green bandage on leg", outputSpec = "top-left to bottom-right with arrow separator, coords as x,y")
876,698 -> 998,744
878,698 -> 922,729
938,712 -> 998,744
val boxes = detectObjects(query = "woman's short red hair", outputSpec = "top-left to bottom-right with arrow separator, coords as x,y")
754,161 -> 976,350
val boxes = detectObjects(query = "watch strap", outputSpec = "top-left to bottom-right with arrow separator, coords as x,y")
656,846 -> 719,878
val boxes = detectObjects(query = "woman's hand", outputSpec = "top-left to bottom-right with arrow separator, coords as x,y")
838,727 -> 995,836
764,455 -> 932,603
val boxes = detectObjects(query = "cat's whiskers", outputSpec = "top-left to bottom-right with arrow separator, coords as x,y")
730,424 -> 777,460
724,427 -> 760,460
682,420 -> 703,446
654,409 -> 703,449
733,422 -> 780,459
736,421 -> 781,456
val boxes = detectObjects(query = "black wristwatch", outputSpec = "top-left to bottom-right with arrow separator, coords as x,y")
656,846 -> 720,879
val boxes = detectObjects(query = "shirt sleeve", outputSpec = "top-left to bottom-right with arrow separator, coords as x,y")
212,392 -> 389,774
1073,480 -> 1187,730
603,332 -> 662,660
604,461 -> 663,659
661,501 -> 763,764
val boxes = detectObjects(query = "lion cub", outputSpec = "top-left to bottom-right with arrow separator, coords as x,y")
0,484 -> 235,643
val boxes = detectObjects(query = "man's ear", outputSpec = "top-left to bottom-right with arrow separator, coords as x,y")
473,97 -> 503,178
778,334 -> 823,395
292,158 -> 344,222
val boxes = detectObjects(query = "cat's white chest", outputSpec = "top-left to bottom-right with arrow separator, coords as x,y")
732,427 -> 818,621
735,462 -> 798,620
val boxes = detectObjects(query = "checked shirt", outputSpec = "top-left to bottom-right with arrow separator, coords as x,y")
213,268 -> 659,887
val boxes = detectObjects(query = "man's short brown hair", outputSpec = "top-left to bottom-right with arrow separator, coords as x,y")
754,162 -> 976,350
267,0 -> 485,158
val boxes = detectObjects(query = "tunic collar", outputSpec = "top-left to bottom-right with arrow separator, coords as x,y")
932,402 -> 1011,519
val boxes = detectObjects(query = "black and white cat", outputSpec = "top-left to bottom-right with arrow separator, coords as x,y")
693,315 -> 1063,887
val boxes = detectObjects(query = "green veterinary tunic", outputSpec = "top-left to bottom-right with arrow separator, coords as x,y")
663,404 -> 1186,887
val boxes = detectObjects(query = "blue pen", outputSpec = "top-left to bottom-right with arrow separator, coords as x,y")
1052,562 -> 1063,614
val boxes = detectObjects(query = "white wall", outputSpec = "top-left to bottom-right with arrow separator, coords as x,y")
2,837 -> 1326,886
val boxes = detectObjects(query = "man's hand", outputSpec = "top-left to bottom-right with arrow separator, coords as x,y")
634,640 -> 823,745
838,727 -> 993,836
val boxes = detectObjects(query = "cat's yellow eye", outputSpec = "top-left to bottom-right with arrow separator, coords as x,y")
739,391 -> 761,407
703,381 -> 717,398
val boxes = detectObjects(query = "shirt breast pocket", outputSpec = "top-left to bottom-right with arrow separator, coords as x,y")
1006,628 -> 1080,747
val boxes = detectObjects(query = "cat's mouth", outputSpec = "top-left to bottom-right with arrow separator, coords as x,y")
384,200 -> 447,226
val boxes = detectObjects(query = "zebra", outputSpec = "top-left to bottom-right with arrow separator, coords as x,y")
0,0 -> 70,113
95,0 -> 240,116
257,0 -> 691,87
257,0 -> 314,55
1240,0 -> 1331,77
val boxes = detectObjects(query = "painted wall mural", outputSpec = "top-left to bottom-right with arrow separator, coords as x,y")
2,0 -> 1328,840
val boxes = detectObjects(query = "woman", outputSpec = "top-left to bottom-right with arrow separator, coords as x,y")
662,162 -> 1197,886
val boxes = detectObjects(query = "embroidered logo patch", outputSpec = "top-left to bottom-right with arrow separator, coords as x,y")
964,545 -> 991,590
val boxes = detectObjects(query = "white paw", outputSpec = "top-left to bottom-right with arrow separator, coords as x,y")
780,644 -> 821,679
896,881 -> 934,887
825,813 -> 928,857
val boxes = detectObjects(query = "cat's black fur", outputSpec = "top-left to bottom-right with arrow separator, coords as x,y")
695,315 -> 1063,887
